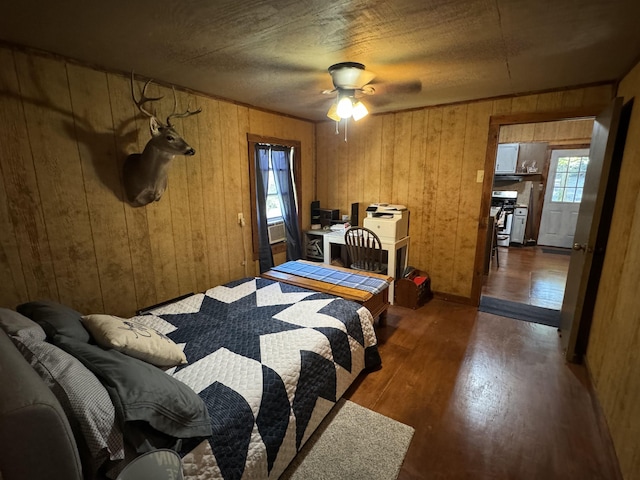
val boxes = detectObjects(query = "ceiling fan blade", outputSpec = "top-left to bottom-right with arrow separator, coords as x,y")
369,78 -> 422,95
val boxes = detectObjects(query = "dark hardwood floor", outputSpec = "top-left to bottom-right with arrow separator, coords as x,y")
344,300 -> 621,479
482,246 -> 571,310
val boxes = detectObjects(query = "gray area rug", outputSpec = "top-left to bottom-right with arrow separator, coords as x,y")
479,295 -> 560,328
280,399 -> 415,480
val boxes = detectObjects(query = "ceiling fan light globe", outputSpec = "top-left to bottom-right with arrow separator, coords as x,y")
326,103 -> 341,122
336,97 -> 354,118
352,101 -> 368,121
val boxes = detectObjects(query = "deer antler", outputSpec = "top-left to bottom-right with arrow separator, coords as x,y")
166,86 -> 202,127
130,72 -> 164,118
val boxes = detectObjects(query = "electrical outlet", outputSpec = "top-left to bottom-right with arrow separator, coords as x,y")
476,170 -> 484,183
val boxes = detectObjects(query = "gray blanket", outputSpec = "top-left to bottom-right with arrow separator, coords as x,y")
53,335 -> 211,441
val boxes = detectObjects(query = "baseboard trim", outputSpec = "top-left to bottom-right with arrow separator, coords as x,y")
432,291 -> 475,305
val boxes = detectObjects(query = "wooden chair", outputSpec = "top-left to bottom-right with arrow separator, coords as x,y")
344,227 -> 387,274
492,221 -> 500,268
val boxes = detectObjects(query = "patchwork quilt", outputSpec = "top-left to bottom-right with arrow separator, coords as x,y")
133,277 -> 380,479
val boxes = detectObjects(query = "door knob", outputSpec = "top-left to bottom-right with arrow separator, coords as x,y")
572,243 -> 592,252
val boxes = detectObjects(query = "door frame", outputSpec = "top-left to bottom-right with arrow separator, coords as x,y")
471,106 -> 607,305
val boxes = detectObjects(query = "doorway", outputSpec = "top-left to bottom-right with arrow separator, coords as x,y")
475,99 -> 629,362
479,117 -> 595,323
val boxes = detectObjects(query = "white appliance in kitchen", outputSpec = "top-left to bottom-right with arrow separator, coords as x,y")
490,190 -> 518,246
510,206 -> 528,244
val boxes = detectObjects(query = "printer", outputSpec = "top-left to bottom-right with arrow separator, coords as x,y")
363,203 -> 409,242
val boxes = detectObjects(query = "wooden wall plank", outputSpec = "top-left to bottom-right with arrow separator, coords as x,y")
0,47 -> 57,302
492,98 -> 513,115
66,64 -> 137,315
379,116 -> 396,203
392,112 -> 412,206
14,52 -> 101,313
500,119 -> 594,145
197,97 -> 230,287
535,91 -> 564,111
131,81 -> 181,303
0,170 -> 27,306
180,90 -> 210,292
335,124 -> 348,211
303,122 -> 316,228
165,89 -> 198,295
417,107 -> 443,275
106,73 -> 157,311
582,84 -> 615,106
511,95 -> 539,113
431,105 -> 467,293
315,123 -> 330,209
560,89 -> 585,108
219,102 -> 244,280
236,106 -> 251,278
453,101 -> 492,296
362,117 -> 383,207
350,121 -> 365,212
406,110 -> 426,270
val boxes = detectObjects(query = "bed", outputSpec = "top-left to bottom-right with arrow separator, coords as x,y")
0,276 -> 380,480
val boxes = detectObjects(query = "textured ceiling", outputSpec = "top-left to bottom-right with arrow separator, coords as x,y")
2,0 -> 640,121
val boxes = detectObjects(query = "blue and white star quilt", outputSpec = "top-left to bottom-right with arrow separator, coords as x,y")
133,277 -> 381,479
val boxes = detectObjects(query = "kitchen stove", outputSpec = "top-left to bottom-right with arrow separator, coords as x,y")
491,190 -> 518,246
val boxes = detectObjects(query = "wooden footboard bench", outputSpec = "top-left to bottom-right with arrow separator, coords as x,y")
262,260 -> 392,326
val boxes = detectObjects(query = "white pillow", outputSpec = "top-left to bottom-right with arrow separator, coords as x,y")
81,314 -> 187,367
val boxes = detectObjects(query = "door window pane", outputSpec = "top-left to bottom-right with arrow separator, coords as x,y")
563,188 -> 576,203
554,172 -> 566,188
577,172 -> 586,188
551,155 -> 589,204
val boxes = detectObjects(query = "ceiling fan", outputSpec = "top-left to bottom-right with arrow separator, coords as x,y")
323,62 -> 377,122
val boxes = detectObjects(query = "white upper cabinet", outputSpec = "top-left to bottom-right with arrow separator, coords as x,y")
495,143 -> 519,174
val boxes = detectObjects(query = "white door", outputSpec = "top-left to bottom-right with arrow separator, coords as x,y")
537,148 -> 590,248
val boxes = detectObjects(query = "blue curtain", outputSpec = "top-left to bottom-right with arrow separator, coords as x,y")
255,145 -> 274,272
271,147 -> 303,261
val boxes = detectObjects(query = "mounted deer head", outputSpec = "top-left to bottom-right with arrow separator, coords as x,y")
123,74 -> 201,207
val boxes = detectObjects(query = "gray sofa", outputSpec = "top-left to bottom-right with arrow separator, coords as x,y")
0,330 -> 83,480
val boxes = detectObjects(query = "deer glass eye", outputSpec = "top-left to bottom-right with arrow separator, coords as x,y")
166,135 -> 175,142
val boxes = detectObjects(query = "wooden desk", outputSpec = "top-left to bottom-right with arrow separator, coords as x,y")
322,231 -> 410,305
262,260 -> 392,326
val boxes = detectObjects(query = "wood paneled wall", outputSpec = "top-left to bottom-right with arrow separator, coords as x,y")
587,61 -> 640,480
499,118 -> 594,145
316,86 -> 614,299
0,46 -> 315,316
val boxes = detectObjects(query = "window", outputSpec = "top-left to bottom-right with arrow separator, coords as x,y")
247,134 -> 302,260
551,155 -> 589,203
265,149 -> 294,222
